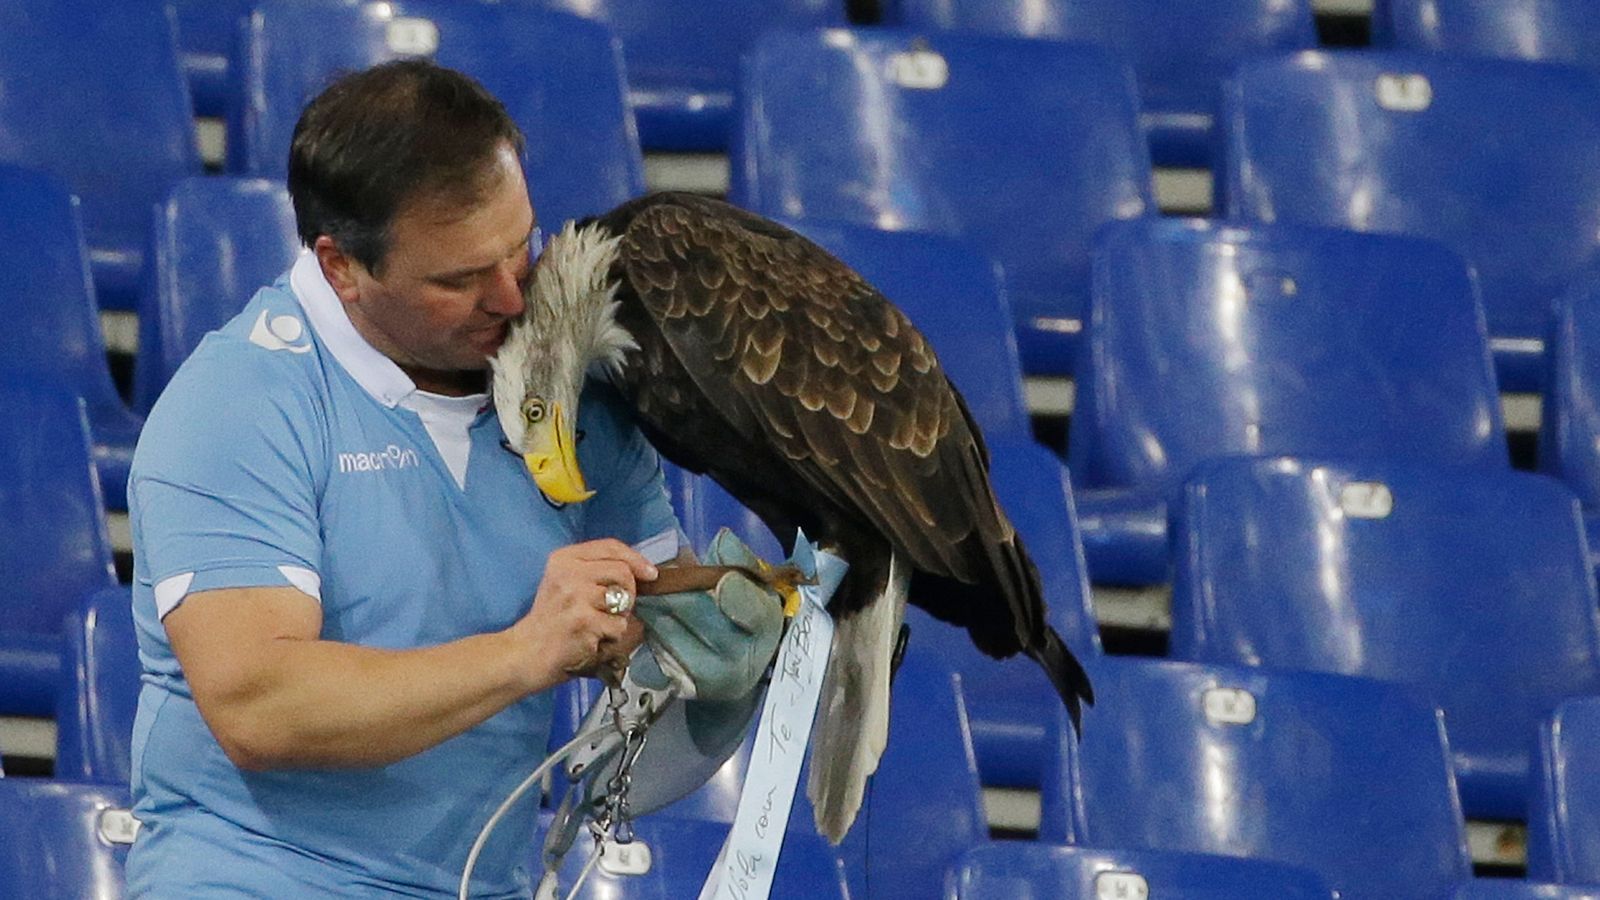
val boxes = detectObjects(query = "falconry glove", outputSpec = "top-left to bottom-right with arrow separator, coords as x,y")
629,529 -> 787,702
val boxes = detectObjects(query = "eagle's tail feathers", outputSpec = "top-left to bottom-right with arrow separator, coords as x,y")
1027,626 -> 1095,734
806,552 -> 910,844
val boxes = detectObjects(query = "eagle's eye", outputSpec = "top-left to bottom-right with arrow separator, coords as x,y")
522,398 -> 546,425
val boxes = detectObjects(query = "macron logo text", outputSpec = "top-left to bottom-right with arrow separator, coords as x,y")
338,444 -> 421,474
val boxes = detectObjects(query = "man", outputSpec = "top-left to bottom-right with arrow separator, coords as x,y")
124,60 -> 680,896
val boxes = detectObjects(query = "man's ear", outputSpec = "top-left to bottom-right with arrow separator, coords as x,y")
313,236 -> 363,304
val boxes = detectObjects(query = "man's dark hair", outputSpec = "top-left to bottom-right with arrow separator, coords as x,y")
288,59 -> 526,274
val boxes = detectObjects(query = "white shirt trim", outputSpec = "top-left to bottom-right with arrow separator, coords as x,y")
289,250 -> 417,409
153,566 -> 322,620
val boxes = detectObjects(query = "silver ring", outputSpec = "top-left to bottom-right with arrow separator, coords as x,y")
603,586 -> 634,615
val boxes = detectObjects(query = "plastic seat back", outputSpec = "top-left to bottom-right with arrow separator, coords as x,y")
1376,0 -> 1600,68
1220,50 -> 1600,390
0,779 -> 134,900
734,28 -> 1154,376
890,0 -> 1316,166
168,0 -> 250,115
1171,457 -> 1600,819
232,0 -> 644,229
535,0 -> 844,151
1071,218 -> 1505,493
1456,883 -> 1600,900
949,842 -> 1335,900
1540,277 -> 1600,508
136,177 -> 300,412
1046,658 -> 1471,900
0,1 -> 199,309
56,586 -> 140,785
0,166 -> 144,508
1528,697 -> 1600,882
0,379 -> 118,716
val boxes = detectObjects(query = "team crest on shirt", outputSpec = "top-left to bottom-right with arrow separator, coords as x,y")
249,310 -> 313,354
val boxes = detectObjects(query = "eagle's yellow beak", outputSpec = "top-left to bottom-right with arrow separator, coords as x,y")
524,403 -> 594,503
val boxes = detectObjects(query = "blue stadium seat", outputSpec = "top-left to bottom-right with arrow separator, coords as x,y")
534,0 -> 845,151
1042,658 -> 1472,900
1070,217 -> 1504,584
552,657 -> 981,900
1170,457 -> 1600,820
167,0 -> 251,116
1456,883 -> 1600,900
0,166 -> 144,509
1219,50 -> 1600,392
1528,697 -> 1600,882
0,381 -> 118,717
0,1 -> 201,311
1375,0 -> 1600,68
775,219 -> 1031,444
537,810 -> 847,898
136,177 -> 300,413
733,28 -> 1155,376
0,779 -> 134,900
55,586 -> 139,785
888,0 -> 1317,168
948,842 -> 1335,900
231,0 -> 644,229
1541,278 -> 1600,516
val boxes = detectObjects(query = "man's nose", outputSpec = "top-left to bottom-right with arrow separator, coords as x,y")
482,261 -> 525,317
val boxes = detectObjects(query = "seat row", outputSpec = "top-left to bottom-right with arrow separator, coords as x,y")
12,1 -> 1600,392
27,586 -> 1600,899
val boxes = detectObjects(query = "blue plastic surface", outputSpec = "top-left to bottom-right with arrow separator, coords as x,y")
948,842 -> 1335,900
231,0 -> 645,230
1070,217 -> 1505,584
1170,457 -> 1600,820
167,0 -> 251,115
1375,0 -> 1600,68
733,28 -> 1154,376
55,586 -> 139,785
1044,657 -> 1471,900
535,0 -> 844,151
1456,883 -> 1600,900
1540,278 -> 1600,509
889,0 -> 1316,167
0,166 -> 144,509
1528,697 -> 1600,882
135,177 -> 300,413
551,656 -> 981,900
775,218 -> 1031,444
0,780 -> 133,900
0,380 -> 117,716
1219,50 -> 1600,392
0,1 -> 199,311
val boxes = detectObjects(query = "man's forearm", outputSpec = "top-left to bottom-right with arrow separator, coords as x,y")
205,628 -> 548,770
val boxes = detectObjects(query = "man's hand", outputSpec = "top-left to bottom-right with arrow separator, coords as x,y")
510,539 -> 659,688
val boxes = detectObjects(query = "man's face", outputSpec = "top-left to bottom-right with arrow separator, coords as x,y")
339,144 -> 536,392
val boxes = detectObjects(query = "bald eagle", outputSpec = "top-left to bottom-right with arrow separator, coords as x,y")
491,192 -> 1092,843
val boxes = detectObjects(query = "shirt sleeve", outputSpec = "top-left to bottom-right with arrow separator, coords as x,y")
572,379 -> 682,562
129,354 -> 326,618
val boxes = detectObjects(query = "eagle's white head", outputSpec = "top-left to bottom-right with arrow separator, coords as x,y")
490,220 -> 636,503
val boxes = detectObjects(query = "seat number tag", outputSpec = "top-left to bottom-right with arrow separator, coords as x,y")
887,50 -> 949,90
1203,687 -> 1257,726
1375,73 -> 1433,112
98,808 -> 141,845
386,17 -> 439,56
1340,481 -> 1395,519
1096,872 -> 1150,900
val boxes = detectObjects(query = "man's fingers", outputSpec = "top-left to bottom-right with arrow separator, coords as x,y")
566,539 -> 659,583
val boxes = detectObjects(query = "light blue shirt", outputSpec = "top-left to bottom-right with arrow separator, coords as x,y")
125,252 -> 678,898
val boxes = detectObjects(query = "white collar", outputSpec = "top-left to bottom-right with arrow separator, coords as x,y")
291,249 -> 428,409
